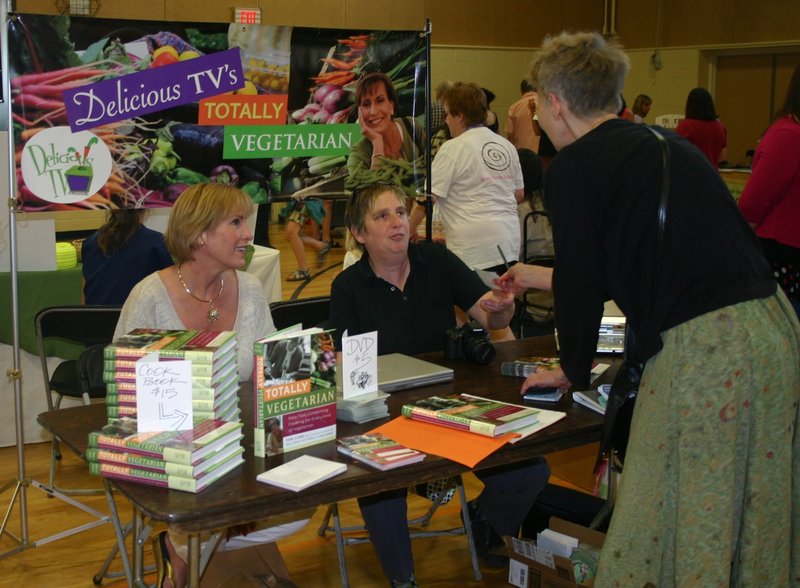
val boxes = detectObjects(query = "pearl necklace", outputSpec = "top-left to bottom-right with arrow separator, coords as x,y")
176,264 -> 224,323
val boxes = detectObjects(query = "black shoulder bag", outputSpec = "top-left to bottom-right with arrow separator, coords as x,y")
595,126 -> 671,472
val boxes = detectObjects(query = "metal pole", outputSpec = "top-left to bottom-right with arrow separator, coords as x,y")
0,8 -> 111,562
0,0 -> 30,557
423,19 -> 432,242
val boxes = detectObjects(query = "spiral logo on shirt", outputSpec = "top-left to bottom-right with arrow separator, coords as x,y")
481,141 -> 512,171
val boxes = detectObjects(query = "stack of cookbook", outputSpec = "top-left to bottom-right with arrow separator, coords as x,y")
87,416 -> 245,493
103,329 -> 240,422
87,328 -> 244,493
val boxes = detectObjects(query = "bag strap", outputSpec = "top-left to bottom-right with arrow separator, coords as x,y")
595,126 -> 671,471
646,126 -> 670,287
627,126 -> 671,361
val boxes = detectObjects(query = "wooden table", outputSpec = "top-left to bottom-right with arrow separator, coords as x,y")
38,335 -> 614,587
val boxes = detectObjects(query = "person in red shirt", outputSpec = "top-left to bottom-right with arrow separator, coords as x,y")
675,87 -> 727,168
739,64 -> 800,318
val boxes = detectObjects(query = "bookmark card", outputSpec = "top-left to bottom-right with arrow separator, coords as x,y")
475,269 -> 499,290
341,330 -> 378,399
136,353 -> 193,432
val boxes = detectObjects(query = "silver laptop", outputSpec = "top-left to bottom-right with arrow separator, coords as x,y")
555,301 -> 627,354
336,353 -> 454,393
597,301 -> 626,354
377,353 -> 454,392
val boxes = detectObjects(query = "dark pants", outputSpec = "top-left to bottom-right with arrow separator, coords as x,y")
358,456 -> 550,582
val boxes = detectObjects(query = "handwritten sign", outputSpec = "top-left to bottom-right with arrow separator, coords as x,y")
341,330 -> 377,399
135,354 -> 193,433
63,48 -> 244,132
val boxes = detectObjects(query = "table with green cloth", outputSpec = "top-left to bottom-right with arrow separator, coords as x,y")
0,265 -> 83,356
0,265 -> 84,447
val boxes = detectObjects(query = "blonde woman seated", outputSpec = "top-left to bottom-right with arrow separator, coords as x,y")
114,183 -> 311,588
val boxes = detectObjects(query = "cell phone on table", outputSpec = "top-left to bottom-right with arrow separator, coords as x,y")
523,386 -> 563,403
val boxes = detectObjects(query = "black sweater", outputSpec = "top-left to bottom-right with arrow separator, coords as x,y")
545,119 -> 775,388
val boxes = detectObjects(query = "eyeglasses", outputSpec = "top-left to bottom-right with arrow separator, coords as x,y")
350,180 -> 396,206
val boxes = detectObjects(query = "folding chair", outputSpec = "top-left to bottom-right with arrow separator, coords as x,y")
317,476 -> 482,587
35,304 -> 122,494
511,211 -> 556,339
269,295 -> 330,330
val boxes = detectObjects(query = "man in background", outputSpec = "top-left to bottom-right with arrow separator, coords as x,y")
507,79 -> 539,152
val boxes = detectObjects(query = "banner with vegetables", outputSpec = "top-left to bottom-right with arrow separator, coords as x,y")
8,14 -> 427,213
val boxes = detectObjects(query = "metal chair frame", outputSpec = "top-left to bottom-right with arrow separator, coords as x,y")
34,305 -> 122,495
317,476 -> 482,587
512,210 -> 556,339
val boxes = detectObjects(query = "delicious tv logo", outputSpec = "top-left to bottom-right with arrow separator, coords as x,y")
20,127 -> 113,203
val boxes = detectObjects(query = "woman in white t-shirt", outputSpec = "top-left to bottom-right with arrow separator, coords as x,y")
410,81 -> 523,273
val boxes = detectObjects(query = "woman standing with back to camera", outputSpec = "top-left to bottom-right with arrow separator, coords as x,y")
739,63 -> 800,320
500,31 -> 800,587
676,87 -> 728,168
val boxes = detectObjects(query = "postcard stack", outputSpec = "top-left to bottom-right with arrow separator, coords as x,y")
103,329 -> 240,423
336,390 -> 389,423
87,416 -> 245,493
86,328 -> 245,493
337,432 -> 425,471
253,326 -> 337,458
500,356 -> 560,378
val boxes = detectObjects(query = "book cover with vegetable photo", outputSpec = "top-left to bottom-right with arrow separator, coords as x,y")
253,328 -> 337,457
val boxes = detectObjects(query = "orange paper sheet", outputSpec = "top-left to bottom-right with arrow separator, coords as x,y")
370,417 -> 518,468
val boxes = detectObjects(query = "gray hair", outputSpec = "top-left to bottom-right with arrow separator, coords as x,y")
531,32 -> 629,118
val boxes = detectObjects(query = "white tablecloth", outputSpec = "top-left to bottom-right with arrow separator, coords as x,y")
247,245 -> 281,304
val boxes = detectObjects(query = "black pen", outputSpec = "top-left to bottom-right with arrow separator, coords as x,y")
497,245 -> 510,272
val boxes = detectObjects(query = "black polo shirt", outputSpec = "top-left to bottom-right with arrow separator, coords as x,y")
329,242 -> 489,355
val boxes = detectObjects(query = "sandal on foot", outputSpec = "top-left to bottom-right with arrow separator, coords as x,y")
316,242 -> 332,264
153,531 -> 176,588
287,269 -> 311,282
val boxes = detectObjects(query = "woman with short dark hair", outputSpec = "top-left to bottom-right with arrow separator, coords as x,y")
330,182 -> 546,587
676,87 -> 728,167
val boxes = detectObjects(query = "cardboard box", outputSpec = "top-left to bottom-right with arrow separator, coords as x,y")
505,517 -> 605,588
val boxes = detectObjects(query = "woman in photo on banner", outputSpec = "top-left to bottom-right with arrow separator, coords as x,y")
346,71 -> 426,206
497,31 -> 800,587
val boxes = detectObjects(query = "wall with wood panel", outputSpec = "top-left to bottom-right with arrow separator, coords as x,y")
11,0 -> 800,157
15,0 -> 800,48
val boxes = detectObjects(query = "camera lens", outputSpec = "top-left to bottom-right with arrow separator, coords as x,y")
464,336 -> 496,365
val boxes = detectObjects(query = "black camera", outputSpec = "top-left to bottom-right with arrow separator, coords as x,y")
444,321 -> 496,365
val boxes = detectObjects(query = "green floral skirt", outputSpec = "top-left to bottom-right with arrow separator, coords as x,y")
595,291 -> 800,587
